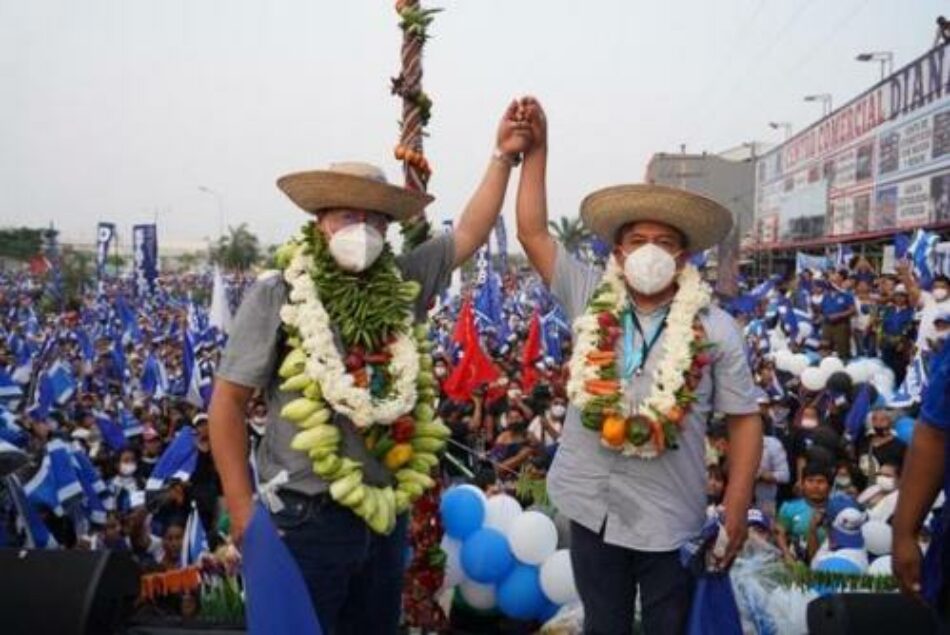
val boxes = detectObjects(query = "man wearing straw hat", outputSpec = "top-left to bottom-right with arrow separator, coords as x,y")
515,97 -> 762,634
209,101 -> 531,633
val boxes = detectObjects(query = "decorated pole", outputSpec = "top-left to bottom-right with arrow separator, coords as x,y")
392,2 -> 449,631
392,0 -> 439,251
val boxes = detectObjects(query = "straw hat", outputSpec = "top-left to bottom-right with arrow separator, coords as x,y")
277,162 -> 433,221
580,184 -> 733,252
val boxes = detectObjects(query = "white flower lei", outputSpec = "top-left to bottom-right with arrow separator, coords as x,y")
280,238 -> 420,428
567,258 -> 712,458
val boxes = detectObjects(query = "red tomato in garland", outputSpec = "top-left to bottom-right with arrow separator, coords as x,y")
392,416 -> 416,443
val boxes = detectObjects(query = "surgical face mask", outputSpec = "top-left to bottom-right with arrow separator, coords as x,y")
876,475 -> 896,492
623,244 -> 678,296
800,417 -> 819,429
550,404 -> 567,419
508,389 -> 522,400
327,223 -> 384,273
434,365 -> 448,378
119,462 -> 137,476
933,287 -> 948,302
835,475 -> 851,488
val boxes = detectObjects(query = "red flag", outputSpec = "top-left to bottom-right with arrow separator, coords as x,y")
443,300 -> 499,401
521,311 -> 542,393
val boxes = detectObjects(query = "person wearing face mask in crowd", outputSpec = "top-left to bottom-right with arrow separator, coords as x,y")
820,270 -> 856,360
210,101 -> 532,633
859,460 -> 902,522
857,406 -> 905,479
514,97 -> 762,634
899,265 -> 950,356
111,448 -> 143,510
528,395 -> 565,457
788,403 -> 843,490
138,426 -> 163,480
879,285 -> 916,384
246,400 -> 268,450
753,392 -> 791,519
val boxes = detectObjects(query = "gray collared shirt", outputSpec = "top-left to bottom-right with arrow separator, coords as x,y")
216,234 -> 455,496
547,245 -> 758,551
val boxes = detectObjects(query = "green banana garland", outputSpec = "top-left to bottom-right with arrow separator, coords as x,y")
273,228 -> 450,535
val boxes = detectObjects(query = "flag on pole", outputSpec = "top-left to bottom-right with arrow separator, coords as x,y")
443,300 -> 500,401
181,502 -> 209,568
146,426 -> 198,492
521,311 -> 542,393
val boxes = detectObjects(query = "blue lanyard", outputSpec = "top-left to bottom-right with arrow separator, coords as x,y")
621,308 -> 669,379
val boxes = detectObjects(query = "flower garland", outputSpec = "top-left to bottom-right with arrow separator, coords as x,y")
271,230 -> 449,535
567,258 -> 714,458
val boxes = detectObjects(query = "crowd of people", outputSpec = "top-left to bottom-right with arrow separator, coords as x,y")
0,239 -> 946,628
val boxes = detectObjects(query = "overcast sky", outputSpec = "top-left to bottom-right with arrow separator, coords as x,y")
0,0 -> 945,252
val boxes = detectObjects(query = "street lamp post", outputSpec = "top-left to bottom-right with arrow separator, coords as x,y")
768,121 -> 793,140
855,51 -> 894,80
197,186 -> 225,240
804,93 -> 833,117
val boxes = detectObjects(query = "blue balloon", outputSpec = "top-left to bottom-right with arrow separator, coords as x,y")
894,416 -> 915,445
440,488 -> 485,540
497,564 -> 546,621
461,528 -> 514,584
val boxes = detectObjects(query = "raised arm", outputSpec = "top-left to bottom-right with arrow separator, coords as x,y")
516,97 -> 558,285
452,101 -> 532,267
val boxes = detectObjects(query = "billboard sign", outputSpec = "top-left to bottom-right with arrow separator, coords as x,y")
755,41 -> 950,247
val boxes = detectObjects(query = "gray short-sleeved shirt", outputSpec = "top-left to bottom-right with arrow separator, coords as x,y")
217,234 -> 456,496
547,244 -> 758,552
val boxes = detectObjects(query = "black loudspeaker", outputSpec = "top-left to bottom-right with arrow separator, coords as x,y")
0,548 -> 140,635
807,592 -> 940,635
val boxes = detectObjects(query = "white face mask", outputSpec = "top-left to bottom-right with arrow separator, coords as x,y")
800,417 -> 819,429
327,223 -> 384,273
623,244 -> 678,296
876,475 -> 896,492
550,404 -> 567,419
934,287 -> 948,302
119,462 -> 137,476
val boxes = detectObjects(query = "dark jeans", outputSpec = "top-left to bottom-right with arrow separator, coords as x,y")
570,521 -> 693,635
272,490 -> 408,635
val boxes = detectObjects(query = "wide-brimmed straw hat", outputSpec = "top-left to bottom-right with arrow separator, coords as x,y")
277,162 -> 433,221
580,184 -> 733,252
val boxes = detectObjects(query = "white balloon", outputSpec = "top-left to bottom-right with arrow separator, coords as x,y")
508,511 -> 558,565
483,494 -> 523,536
539,550 -> 578,604
845,360 -> 872,384
459,579 -> 496,610
800,367 -> 827,392
441,536 -> 464,589
861,520 -> 893,556
870,368 -> 895,400
773,350 -> 793,373
868,555 -> 893,576
819,356 -> 845,376
789,354 -> 812,376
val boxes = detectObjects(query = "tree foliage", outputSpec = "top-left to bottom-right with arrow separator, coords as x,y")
548,216 -> 590,254
211,224 -> 260,272
0,227 -> 46,261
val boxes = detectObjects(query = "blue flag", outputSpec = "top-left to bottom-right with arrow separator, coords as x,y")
146,426 -> 198,492
94,411 -> 128,451
242,503 -> 323,635
844,384 -> 873,442
6,473 -> 58,549
181,503 -> 209,568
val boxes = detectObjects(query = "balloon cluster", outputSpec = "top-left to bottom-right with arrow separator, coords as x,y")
439,486 -> 579,622
771,352 -> 897,400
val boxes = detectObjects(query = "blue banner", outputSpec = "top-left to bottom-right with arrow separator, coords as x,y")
494,215 -> 508,274
132,224 -> 158,297
96,222 -> 115,279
